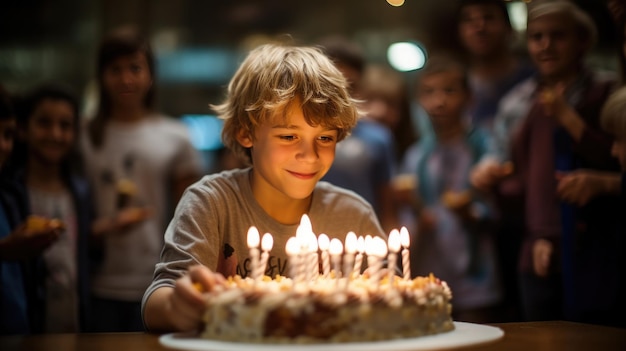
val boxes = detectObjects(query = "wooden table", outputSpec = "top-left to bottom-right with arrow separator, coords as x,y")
1,321 -> 624,351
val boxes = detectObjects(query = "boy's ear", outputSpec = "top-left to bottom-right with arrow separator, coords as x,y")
236,128 -> 253,148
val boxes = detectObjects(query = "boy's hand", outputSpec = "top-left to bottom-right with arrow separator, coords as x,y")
470,159 -> 514,191
532,239 -> 553,278
392,174 -> 417,205
0,216 -> 63,260
168,265 -> 226,332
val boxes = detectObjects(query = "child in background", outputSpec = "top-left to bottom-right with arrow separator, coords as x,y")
142,43 -> 385,332
82,29 -> 202,332
11,84 -> 94,333
0,86 -> 62,335
403,56 -> 502,323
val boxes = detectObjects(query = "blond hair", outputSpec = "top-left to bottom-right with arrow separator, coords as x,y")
527,1 -> 597,49
212,43 -> 359,165
601,86 -> 626,138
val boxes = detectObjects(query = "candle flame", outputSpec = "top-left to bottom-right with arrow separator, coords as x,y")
285,236 -> 300,255
307,233 -> 318,252
357,236 -> 365,253
345,231 -> 357,254
261,233 -> 274,251
317,233 -> 330,251
247,226 -> 260,248
388,229 -> 401,252
298,214 -> 312,234
373,237 -> 388,257
364,235 -> 374,255
400,226 -> 410,248
329,238 -> 343,256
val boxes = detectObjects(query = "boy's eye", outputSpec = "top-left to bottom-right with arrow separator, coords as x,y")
279,135 -> 296,141
318,135 -> 335,143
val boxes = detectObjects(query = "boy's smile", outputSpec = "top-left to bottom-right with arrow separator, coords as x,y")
238,98 -> 338,222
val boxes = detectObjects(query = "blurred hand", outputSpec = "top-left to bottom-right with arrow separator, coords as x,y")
532,239 -> 553,278
538,84 -> 581,131
115,206 -> 153,231
391,174 -> 417,205
556,170 -> 622,207
168,265 -> 226,331
555,170 -> 609,206
470,159 -> 514,191
0,216 -> 63,260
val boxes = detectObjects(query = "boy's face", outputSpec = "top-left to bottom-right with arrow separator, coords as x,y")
0,118 -> 16,169
24,98 -> 76,166
417,70 -> 469,130
458,4 -> 510,58
239,99 -> 339,202
527,14 -> 587,80
102,52 -> 152,109
611,139 -> 626,171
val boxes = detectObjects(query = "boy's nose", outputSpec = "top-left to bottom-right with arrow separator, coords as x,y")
296,141 -> 318,162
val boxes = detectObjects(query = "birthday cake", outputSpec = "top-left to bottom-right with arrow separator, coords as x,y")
199,221 -> 454,343
200,273 -> 453,343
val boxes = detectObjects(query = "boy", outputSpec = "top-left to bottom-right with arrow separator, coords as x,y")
142,43 -> 385,332
401,56 -> 501,323
0,87 -> 61,334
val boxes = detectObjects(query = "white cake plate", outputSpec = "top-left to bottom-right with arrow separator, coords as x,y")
159,321 -> 504,351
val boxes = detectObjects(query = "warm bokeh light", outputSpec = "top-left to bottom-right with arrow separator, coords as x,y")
386,0 -> 405,7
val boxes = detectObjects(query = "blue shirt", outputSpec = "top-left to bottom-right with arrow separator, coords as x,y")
0,203 -> 30,335
322,118 -> 396,214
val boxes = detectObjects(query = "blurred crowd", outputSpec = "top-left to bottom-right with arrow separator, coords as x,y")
2,0 -> 626,335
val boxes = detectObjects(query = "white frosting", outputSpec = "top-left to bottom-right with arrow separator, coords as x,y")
201,274 -> 454,343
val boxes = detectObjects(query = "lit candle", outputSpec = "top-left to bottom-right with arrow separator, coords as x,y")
285,236 -> 301,282
353,236 -> 365,276
329,238 -> 343,279
366,236 -> 388,285
296,214 -> 313,241
306,232 -> 318,282
247,226 -> 260,280
387,229 -> 401,286
343,232 -> 357,288
400,226 -> 411,280
318,233 -> 330,277
296,214 -> 316,281
258,233 -> 273,280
